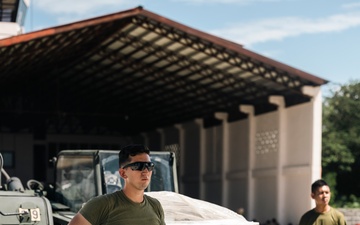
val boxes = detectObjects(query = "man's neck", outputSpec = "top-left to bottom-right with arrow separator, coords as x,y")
122,187 -> 144,203
314,205 -> 331,213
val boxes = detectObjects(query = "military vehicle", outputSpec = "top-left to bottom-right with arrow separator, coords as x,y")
0,153 -> 54,225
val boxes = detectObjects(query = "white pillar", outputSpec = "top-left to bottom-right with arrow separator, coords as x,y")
239,105 -> 255,220
302,86 -> 322,188
269,95 -> 286,224
215,112 -> 229,207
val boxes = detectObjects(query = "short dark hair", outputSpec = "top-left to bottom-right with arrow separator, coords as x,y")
311,179 -> 329,193
119,144 -> 150,167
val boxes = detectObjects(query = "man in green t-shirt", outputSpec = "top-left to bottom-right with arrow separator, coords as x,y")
299,179 -> 346,225
68,144 -> 166,225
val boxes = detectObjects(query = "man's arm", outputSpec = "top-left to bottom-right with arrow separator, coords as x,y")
338,212 -> 347,225
68,213 -> 92,225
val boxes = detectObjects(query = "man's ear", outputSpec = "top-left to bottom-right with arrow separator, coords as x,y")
119,168 -> 127,179
311,193 -> 315,199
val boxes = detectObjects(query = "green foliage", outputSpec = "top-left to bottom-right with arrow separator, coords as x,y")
322,172 -> 337,205
322,80 -> 360,207
332,195 -> 360,208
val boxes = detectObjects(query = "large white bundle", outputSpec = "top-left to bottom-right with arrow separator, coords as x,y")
146,191 -> 259,225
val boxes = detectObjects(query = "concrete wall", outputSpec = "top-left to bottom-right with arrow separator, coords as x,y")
339,209 -> 360,225
0,133 -> 33,183
0,22 -> 22,39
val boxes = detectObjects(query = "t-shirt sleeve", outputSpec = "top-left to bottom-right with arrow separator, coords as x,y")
337,210 -> 347,225
298,210 -> 313,225
79,195 -> 111,225
158,201 -> 166,225
299,214 -> 305,225
146,195 -> 166,225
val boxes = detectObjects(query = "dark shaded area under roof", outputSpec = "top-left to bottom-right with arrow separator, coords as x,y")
0,6 -> 328,136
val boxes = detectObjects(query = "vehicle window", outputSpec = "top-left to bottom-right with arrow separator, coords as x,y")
101,154 -> 122,193
149,154 -> 175,192
55,155 -> 95,212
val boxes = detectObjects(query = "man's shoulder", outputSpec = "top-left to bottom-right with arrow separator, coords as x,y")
330,207 -> 345,217
144,193 -> 160,202
144,193 -> 163,208
299,209 -> 316,225
301,208 -> 316,217
86,191 -> 119,205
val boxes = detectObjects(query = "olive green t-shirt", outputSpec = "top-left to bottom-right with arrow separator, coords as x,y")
299,207 -> 347,225
79,191 -> 166,225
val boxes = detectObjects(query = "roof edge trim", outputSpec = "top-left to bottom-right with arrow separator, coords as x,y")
0,6 -> 144,47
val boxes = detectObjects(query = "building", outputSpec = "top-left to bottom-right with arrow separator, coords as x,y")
0,0 -> 29,39
0,5 -> 328,225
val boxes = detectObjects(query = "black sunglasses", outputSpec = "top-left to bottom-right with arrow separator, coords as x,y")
122,161 -> 155,171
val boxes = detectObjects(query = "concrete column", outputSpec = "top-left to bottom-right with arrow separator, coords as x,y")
269,95 -> 286,224
141,132 -> 149,147
215,112 -> 229,207
195,119 -> 205,200
174,123 -> 185,194
302,86 -> 322,198
239,105 -> 255,220
156,128 -> 165,149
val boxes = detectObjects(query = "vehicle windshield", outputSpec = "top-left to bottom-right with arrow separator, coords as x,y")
54,154 -> 95,212
54,150 -> 177,212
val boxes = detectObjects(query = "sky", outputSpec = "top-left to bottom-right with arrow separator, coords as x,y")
23,0 -> 360,96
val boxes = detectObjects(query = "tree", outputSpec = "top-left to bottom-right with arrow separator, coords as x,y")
322,80 -> 360,207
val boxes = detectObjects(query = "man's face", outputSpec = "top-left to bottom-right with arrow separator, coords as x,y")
120,153 -> 153,190
311,185 -> 331,206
